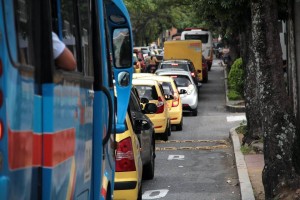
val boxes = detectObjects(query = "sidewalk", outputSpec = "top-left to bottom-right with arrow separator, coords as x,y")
230,128 -> 265,200
224,66 -> 265,200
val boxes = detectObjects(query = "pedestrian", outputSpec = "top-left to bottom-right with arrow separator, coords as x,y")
147,53 -> 159,73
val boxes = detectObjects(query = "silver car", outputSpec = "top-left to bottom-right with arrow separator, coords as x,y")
155,69 -> 199,116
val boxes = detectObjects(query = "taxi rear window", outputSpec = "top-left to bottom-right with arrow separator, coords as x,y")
135,85 -> 158,100
161,82 -> 174,95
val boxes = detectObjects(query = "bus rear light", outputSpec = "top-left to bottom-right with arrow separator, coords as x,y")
0,120 -> 3,140
0,59 -> 2,76
116,137 -> 136,172
0,90 -> 3,107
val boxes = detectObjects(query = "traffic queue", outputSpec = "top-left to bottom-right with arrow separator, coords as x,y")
114,37 -> 210,199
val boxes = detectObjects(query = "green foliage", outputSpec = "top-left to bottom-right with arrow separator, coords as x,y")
236,124 -> 247,135
228,58 -> 244,99
240,145 -> 252,154
228,89 -> 242,100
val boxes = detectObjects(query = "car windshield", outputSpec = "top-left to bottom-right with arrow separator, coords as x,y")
135,85 -> 158,100
160,63 -> 189,71
161,82 -> 174,95
168,75 -> 191,87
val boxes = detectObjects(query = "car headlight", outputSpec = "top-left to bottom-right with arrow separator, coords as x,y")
187,84 -> 195,95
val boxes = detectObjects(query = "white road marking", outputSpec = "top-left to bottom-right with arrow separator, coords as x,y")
226,115 -> 246,122
142,189 -> 169,199
168,155 -> 185,160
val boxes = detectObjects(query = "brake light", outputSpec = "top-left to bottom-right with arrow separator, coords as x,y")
0,59 -> 2,76
0,58 -> 3,140
171,63 -> 178,66
0,120 -> 3,140
171,76 -> 177,78
191,72 -> 195,77
197,70 -> 201,73
116,137 -> 136,172
156,97 -> 164,113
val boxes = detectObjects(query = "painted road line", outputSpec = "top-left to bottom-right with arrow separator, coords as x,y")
226,115 -> 246,122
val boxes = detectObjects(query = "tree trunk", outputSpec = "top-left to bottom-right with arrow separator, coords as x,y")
242,13 -> 263,145
251,0 -> 300,198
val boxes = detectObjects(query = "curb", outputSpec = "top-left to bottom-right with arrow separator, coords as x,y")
229,127 -> 255,200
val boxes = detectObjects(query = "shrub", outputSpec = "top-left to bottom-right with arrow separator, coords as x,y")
227,89 -> 242,100
228,58 -> 245,98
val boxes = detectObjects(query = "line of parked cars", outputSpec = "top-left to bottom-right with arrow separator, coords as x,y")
113,46 -> 203,199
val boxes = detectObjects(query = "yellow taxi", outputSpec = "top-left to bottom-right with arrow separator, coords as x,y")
113,113 -> 143,200
136,75 -> 183,130
132,79 -> 171,141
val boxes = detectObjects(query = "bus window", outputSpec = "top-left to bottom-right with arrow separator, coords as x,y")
112,28 -> 131,68
78,0 -> 93,76
13,0 -> 34,65
61,0 -> 78,71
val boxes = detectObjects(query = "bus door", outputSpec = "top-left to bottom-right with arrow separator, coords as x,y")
93,1 -> 134,199
0,0 -> 42,199
39,0 -> 95,199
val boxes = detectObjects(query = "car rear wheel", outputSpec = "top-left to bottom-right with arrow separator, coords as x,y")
161,124 -> 169,141
137,184 -> 142,200
176,118 -> 183,131
192,108 -> 198,116
142,137 -> 155,180
167,120 -> 171,136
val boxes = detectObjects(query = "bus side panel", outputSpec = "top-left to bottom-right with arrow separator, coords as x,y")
164,40 -> 203,81
0,1 -> 36,199
42,82 -> 93,200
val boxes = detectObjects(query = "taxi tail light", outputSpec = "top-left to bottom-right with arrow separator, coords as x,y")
156,97 -> 164,113
0,59 -> 3,140
172,92 -> 179,107
197,70 -> 201,73
115,137 -> 136,172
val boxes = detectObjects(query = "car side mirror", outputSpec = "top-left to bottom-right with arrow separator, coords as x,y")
179,89 -> 187,94
140,97 -> 149,104
135,119 -> 151,133
143,103 -> 157,114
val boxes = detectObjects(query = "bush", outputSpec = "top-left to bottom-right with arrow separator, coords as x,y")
227,89 -> 242,100
228,58 -> 244,99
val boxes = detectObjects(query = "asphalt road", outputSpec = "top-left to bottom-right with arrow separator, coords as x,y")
142,60 -> 244,200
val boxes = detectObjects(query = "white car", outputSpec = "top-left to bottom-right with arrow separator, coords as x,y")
155,69 -> 199,116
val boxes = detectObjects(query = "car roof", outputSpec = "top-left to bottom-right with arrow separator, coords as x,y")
161,59 -> 191,64
155,68 -> 186,74
133,73 -> 156,79
132,78 -> 159,86
135,75 -> 174,83
155,69 -> 193,77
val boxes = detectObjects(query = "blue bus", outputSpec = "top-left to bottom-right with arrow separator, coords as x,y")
0,0 -> 133,199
